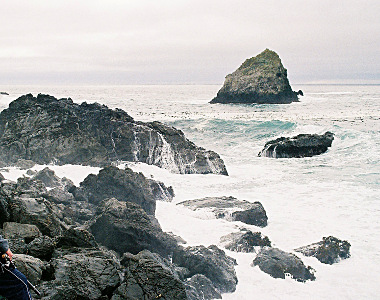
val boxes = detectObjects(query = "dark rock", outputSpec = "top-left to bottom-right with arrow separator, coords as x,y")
13,254 -> 45,285
40,247 -> 122,299
14,159 -> 35,170
186,274 -> 222,299
74,166 -> 173,215
252,247 -> 315,282
210,49 -> 299,104
172,245 -> 238,293
259,131 -> 334,158
0,93 -> 227,175
294,236 -> 351,264
8,237 -> 27,254
0,173 -> 5,182
0,92 -> 9,95
32,167 -> 63,188
115,250 -> 188,300
89,198 -> 178,257
219,229 -> 271,252
297,90 -> 304,96
178,196 -> 268,227
27,236 -> 57,260
2,222 -> 42,242
56,226 -> 98,248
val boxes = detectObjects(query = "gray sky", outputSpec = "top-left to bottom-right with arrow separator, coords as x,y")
1,0 -> 379,85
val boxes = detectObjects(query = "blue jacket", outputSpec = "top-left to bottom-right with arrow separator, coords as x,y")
0,235 -> 9,254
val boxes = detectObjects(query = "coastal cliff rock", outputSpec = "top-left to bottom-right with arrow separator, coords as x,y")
178,196 -> 268,227
210,49 -> 301,104
295,236 -> 351,264
0,94 -> 228,175
259,131 -> 334,158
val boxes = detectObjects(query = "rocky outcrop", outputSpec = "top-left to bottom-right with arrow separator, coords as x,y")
172,245 -> 238,293
210,49 -> 301,104
252,247 -> 315,282
219,229 -> 271,253
89,198 -> 178,257
178,196 -> 268,227
295,236 -> 351,264
259,131 -> 334,158
71,166 -> 173,215
0,94 -> 228,175
0,92 -> 9,95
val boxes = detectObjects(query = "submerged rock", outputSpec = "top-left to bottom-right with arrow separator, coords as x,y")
252,247 -> 315,282
210,49 -> 300,104
178,196 -> 268,227
172,245 -> 238,293
259,131 -> 334,158
219,229 -> 271,253
295,236 -> 351,264
0,94 -> 227,175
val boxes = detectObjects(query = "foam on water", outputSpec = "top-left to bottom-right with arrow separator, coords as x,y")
0,84 -> 379,299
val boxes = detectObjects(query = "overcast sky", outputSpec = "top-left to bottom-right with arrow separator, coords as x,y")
0,0 -> 379,85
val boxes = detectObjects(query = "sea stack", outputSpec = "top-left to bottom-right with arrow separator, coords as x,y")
210,49 -> 301,104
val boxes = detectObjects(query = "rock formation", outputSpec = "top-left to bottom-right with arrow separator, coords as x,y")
210,49 -> 301,104
259,131 -> 334,158
295,236 -> 351,264
0,94 -> 228,175
252,247 -> 316,282
177,196 -> 268,227
219,229 -> 271,253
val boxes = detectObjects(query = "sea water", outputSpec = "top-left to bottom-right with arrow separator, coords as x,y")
0,84 -> 379,299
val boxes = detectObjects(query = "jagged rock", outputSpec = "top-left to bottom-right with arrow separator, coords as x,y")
178,196 -> 268,227
259,131 -> 334,158
186,274 -> 221,300
13,254 -> 45,285
0,94 -> 227,175
210,49 -> 300,104
32,167 -> 64,188
27,236 -> 57,260
172,245 -> 238,293
39,248 -> 122,300
114,250 -> 188,300
89,198 -> 178,257
2,222 -> 42,242
72,166 -> 173,215
14,159 -> 35,170
56,226 -> 98,248
294,236 -> 351,264
219,229 -> 271,253
0,173 -> 5,182
252,247 -> 315,282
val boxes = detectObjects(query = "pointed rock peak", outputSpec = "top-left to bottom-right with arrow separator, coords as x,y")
239,49 -> 282,71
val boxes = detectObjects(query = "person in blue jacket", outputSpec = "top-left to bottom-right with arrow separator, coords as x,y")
0,235 -> 32,300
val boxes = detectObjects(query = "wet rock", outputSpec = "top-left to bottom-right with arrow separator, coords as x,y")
89,198 -> 177,257
259,131 -> 334,158
114,250 -> 188,300
252,247 -> 315,282
178,196 -> 268,227
0,93 -> 227,175
172,245 -> 238,293
186,274 -> 221,300
219,229 -> 271,253
73,166 -> 174,215
210,49 -> 299,104
27,236 -> 57,260
294,236 -> 351,264
40,248 -> 122,299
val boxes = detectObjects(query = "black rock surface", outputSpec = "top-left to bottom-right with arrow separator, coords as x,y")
295,236 -> 351,264
219,229 -> 271,253
178,196 -> 268,227
259,131 -> 334,158
252,247 -> 316,282
0,94 -> 228,175
210,49 -> 300,104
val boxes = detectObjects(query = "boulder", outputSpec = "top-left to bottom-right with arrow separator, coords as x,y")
114,250 -> 188,300
178,196 -> 268,227
172,245 -> 238,293
2,222 -> 42,242
0,94 -> 227,175
252,247 -> 315,282
12,254 -> 45,285
210,49 -> 300,104
39,248 -> 122,299
259,131 -> 334,158
186,274 -> 221,300
73,166 -> 173,215
89,198 -> 178,257
294,236 -> 351,264
56,226 -> 98,248
219,229 -> 271,253
27,236 -> 57,260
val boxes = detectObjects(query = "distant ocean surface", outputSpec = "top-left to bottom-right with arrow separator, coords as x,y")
1,84 -> 379,299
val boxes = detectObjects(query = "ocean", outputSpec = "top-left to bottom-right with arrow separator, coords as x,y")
0,84 -> 379,299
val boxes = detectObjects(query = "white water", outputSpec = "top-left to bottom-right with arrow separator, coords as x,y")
0,84 -> 379,299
